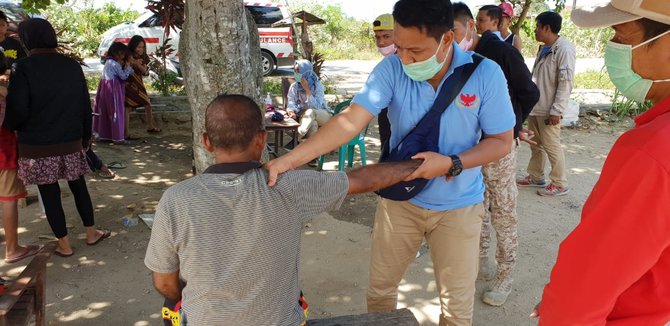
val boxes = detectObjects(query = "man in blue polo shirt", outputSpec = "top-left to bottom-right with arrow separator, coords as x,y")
265,0 -> 514,324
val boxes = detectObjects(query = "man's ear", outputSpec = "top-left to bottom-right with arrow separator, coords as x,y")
255,131 -> 268,151
202,133 -> 215,153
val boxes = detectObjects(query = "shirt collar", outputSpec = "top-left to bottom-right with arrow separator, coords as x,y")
442,41 -> 473,81
203,161 -> 261,174
635,96 -> 670,127
492,31 -> 504,41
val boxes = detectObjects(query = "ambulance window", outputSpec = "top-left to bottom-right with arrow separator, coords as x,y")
140,14 -> 164,28
246,6 -> 283,27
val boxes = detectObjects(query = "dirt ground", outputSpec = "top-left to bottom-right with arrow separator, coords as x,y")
0,113 -> 630,325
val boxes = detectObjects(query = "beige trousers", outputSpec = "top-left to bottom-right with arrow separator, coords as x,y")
297,109 -> 331,139
526,116 -> 568,187
367,199 -> 484,326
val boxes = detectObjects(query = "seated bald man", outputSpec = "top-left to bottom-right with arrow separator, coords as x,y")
144,94 -> 420,325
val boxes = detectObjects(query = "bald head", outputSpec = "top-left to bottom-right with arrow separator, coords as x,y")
205,94 -> 265,152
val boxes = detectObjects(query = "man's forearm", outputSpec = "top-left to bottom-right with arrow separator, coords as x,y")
459,130 -> 514,169
285,103 -> 373,168
153,272 -> 182,301
347,160 -> 422,194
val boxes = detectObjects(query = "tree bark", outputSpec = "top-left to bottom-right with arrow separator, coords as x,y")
181,0 -> 262,174
512,0 -> 532,35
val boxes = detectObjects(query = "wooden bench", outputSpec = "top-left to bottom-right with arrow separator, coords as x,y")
0,242 -> 56,326
307,308 -> 419,326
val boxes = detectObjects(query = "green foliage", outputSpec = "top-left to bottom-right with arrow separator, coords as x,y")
262,78 -> 282,96
574,70 -> 614,90
86,73 -> 100,91
290,1 -> 377,60
42,1 -> 140,57
519,9 -> 613,58
611,89 -> 652,118
151,71 -> 182,96
22,0 -> 64,14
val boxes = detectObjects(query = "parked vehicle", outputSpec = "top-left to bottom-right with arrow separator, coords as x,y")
97,2 -> 296,76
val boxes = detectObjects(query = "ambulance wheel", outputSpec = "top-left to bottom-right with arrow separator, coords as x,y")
261,51 -> 275,76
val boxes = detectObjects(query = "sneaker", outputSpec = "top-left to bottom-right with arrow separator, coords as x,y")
482,275 -> 513,306
537,183 -> 570,197
516,175 -> 547,187
284,139 -> 295,151
477,256 -> 496,281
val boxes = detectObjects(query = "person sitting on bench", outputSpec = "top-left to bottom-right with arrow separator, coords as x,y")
145,94 -> 420,325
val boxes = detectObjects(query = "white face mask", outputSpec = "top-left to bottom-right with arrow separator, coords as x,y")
458,26 -> 474,51
378,43 -> 396,57
605,30 -> 670,103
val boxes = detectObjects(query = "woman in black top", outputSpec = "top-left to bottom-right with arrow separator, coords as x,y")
3,18 -> 110,257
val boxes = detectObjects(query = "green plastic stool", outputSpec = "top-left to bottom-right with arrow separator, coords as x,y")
318,100 -> 369,171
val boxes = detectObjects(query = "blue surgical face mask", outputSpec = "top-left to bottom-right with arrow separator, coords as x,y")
605,30 -> 670,103
294,72 -> 303,81
402,34 -> 449,82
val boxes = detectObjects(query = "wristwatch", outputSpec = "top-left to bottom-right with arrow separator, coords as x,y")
447,155 -> 463,177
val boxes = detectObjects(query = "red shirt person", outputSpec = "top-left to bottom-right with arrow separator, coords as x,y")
533,1 -> 670,325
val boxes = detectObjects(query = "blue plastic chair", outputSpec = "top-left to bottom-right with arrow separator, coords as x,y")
318,100 -> 369,171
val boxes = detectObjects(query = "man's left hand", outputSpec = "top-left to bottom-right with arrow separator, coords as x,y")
404,152 -> 452,181
548,115 -> 561,125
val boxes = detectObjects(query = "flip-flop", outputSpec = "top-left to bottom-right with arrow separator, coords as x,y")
86,229 -> 111,246
97,170 -> 115,179
4,244 -> 43,264
54,250 -> 74,258
147,128 -> 161,133
107,162 -> 126,169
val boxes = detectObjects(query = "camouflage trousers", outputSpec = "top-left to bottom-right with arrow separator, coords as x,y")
480,145 -> 519,285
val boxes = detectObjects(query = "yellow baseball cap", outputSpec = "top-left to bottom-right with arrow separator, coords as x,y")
373,14 -> 394,31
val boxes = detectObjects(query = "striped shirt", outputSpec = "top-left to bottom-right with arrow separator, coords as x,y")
145,164 -> 348,325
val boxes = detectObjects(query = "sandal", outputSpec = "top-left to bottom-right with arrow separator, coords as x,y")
86,229 -> 111,246
147,128 -> 161,133
107,162 -> 127,169
4,244 -> 43,264
54,249 -> 74,258
97,169 -> 115,179
126,136 -> 141,141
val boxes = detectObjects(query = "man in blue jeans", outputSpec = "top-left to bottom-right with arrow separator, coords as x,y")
265,0 -> 515,324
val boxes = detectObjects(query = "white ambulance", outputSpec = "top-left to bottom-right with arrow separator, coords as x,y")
97,2 -> 295,76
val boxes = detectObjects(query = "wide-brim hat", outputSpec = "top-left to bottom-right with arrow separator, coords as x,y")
572,0 -> 670,28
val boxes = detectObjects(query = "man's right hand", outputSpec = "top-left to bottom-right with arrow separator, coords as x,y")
286,111 -> 297,120
519,128 -> 537,145
264,156 -> 295,187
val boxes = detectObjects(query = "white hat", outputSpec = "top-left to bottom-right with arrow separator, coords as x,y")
571,0 -> 670,28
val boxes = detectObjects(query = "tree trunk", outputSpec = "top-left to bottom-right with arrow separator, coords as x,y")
181,0 -> 262,174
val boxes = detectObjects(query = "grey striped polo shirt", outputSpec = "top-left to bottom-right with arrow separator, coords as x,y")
145,165 -> 348,325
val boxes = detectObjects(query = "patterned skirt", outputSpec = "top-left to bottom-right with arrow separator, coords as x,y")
18,151 -> 90,186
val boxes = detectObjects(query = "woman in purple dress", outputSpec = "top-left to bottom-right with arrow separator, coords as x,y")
93,42 -> 135,145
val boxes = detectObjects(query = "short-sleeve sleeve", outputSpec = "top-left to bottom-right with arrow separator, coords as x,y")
352,57 -> 396,117
284,170 -> 349,222
144,192 -> 180,273
477,60 -> 515,135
